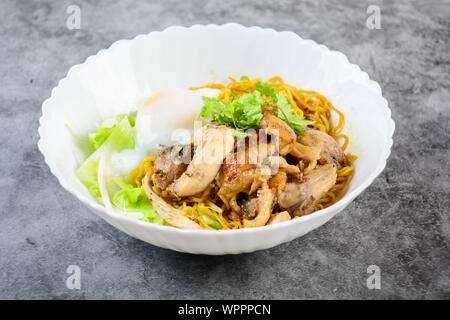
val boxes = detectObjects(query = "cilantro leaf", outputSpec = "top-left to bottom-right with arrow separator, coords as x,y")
255,81 -> 278,102
199,97 -> 233,126
231,91 -> 264,130
199,92 -> 264,133
199,81 -> 314,136
240,75 -> 249,80
276,92 -> 315,133
233,130 -> 250,140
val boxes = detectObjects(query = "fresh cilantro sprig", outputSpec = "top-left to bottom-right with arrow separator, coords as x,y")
275,92 -> 315,133
199,91 -> 264,133
255,81 -> 278,102
198,79 -> 314,137
233,130 -> 251,139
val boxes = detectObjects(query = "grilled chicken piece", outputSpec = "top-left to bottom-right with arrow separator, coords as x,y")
218,140 -> 301,213
258,112 -> 296,155
278,164 -> 337,215
153,144 -> 192,192
219,153 -> 257,195
268,211 -> 291,225
219,164 -> 272,214
268,171 -> 288,196
241,194 -> 259,220
218,133 -> 303,214
219,149 -> 297,196
168,125 -> 235,198
243,184 -> 275,228
263,156 -> 300,175
218,139 -> 275,212
142,172 -> 202,229
290,142 -> 321,161
298,127 -> 347,168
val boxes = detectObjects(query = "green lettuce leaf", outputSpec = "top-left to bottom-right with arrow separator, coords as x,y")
66,124 -> 93,158
75,160 -> 100,199
109,117 -> 135,151
88,115 -> 135,152
111,178 -> 163,224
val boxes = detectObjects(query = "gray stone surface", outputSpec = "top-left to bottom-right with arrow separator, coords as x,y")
0,0 -> 449,300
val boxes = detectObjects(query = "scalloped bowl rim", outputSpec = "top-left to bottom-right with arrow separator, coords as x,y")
38,23 -> 395,238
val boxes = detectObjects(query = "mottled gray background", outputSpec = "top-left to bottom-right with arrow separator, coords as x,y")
1,0 -> 449,300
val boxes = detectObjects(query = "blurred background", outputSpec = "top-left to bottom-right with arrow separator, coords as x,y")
1,0 -> 449,299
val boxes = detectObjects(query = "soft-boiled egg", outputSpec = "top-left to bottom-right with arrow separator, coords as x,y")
135,88 -> 220,149
109,88 -> 220,175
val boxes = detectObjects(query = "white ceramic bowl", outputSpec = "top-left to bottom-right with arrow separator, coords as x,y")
38,23 -> 394,255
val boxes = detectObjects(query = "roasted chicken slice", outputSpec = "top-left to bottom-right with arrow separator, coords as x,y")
268,171 -> 288,196
217,139 -> 275,212
142,172 -> 202,229
258,112 -> 296,155
267,211 -> 291,225
289,142 -> 321,161
240,194 -> 258,220
278,163 -> 337,215
165,125 -> 234,198
219,164 -> 272,214
153,143 -> 192,192
243,184 -> 275,228
263,156 -> 300,175
217,141 -> 298,213
298,127 -> 347,168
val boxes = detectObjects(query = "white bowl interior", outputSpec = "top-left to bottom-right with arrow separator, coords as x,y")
39,24 -> 393,254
